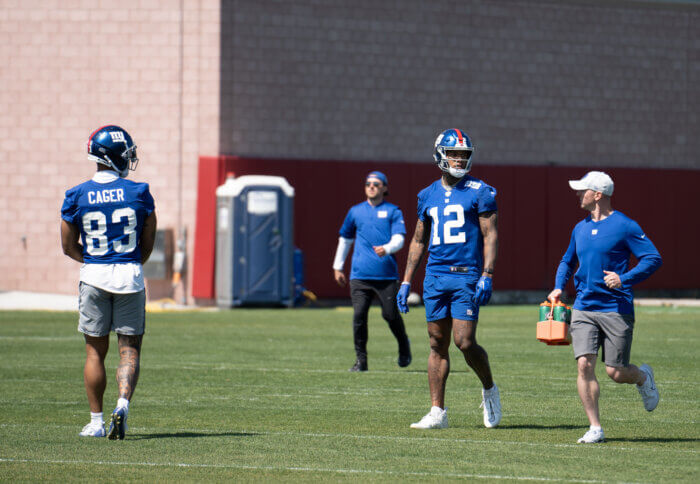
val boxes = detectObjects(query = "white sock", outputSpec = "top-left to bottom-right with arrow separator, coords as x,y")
590,425 -> 602,432
431,405 -> 444,414
90,412 -> 103,425
117,398 -> 129,411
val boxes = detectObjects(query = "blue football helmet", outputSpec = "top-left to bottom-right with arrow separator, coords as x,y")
87,125 -> 138,178
433,128 -> 474,178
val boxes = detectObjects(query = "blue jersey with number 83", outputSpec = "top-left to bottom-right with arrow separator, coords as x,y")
61,178 -> 155,264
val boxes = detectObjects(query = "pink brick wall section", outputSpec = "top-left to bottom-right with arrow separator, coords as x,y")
0,0 -> 219,301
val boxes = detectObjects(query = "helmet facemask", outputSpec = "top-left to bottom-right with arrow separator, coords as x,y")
88,144 -> 137,178
435,146 -> 473,179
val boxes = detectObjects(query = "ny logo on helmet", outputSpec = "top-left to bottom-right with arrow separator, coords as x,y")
109,131 -> 126,143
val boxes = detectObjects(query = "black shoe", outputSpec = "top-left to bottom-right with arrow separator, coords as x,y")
398,340 -> 412,368
349,360 -> 368,372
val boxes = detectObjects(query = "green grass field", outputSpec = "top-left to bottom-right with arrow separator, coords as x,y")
0,305 -> 698,482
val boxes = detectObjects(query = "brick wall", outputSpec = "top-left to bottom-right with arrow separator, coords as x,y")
0,0 -> 219,299
219,0 -> 699,168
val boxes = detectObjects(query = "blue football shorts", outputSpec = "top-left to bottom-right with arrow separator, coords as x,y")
422,273 -> 479,322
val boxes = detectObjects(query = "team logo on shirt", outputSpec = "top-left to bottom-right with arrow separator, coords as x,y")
378,211 -> 388,218
592,229 -> 598,235
467,181 -> 482,189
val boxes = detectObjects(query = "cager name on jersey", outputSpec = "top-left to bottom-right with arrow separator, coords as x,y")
87,188 -> 125,204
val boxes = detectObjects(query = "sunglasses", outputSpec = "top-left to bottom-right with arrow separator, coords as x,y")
365,181 -> 382,187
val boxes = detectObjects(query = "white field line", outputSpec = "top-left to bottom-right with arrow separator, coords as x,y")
1,424 -> 697,455
0,457 -> 638,483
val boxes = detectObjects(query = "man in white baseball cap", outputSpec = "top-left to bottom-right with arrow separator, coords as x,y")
548,170 -> 662,444
568,171 -> 614,196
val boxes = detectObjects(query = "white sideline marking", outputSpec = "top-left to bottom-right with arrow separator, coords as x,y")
0,457 -> 620,483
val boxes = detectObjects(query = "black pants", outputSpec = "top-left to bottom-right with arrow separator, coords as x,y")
349,279 -> 409,362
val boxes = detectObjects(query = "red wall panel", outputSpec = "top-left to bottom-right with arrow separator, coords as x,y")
192,157 -> 700,300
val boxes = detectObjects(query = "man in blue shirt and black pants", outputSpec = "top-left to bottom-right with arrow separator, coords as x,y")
333,171 -> 411,372
548,171 -> 662,444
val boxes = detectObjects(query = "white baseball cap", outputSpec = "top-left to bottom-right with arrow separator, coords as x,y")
568,171 -> 614,196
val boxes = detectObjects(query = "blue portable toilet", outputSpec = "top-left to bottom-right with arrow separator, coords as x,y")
215,175 -> 295,307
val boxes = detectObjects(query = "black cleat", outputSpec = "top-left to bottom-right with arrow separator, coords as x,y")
349,360 -> 368,372
398,340 -> 412,368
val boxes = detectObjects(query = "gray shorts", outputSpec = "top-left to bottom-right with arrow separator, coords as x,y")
78,282 -> 146,337
570,309 -> 634,367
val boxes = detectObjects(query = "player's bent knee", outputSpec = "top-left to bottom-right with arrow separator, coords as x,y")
454,337 -> 477,353
117,333 -> 143,351
605,365 -> 627,382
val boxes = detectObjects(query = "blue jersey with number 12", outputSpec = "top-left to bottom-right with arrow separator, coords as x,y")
417,175 -> 497,276
61,178 -> 155,264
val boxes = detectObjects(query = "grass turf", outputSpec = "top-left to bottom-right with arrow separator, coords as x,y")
0,305 -> 698,482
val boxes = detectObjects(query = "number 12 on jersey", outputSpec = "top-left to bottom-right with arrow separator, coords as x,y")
429,204 -> 466,245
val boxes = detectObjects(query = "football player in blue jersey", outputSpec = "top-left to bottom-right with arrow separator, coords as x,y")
333,171 -> 411,372
61,125 -> 157,440
547,171 -> 662,444
397,129 -> 501,429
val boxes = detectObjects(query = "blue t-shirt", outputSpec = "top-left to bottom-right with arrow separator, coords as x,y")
417,175 -> 497,276
555,211 -> 662,314
61,178 -> 155,264
339,200 -> 406,280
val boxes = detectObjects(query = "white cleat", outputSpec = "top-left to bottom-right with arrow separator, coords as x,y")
79,422 -> 105,437
637,364 -> 659,412
410,406 -> 448,429
577,428 -> 605,444
481,384 -> 502,428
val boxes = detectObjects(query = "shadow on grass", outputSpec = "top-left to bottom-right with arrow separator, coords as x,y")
606,437 -> 700,444
130,431 -> 260,441
496,424 -> 582,430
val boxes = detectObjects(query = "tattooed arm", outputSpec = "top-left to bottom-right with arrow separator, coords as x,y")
402,218 -> 430,284
478,210 -> 498,277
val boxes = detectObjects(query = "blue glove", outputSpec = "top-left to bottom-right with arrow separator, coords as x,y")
473,276 -> 493,307
397,282 -> 411,313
